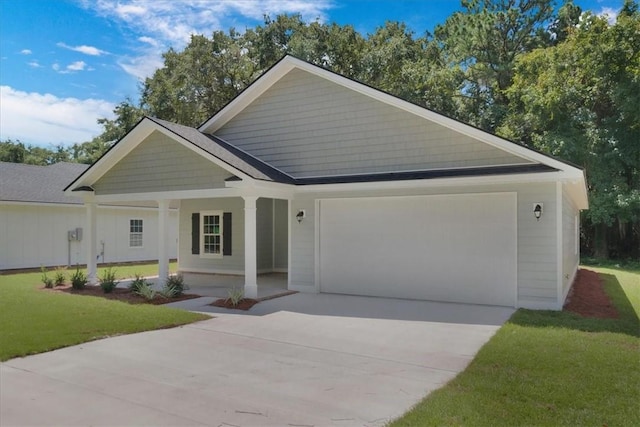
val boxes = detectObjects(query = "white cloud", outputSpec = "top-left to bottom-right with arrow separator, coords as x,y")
598,7 -> 619,25
52,63 -> 60,71
0,86 -> 115,146
20,49 -> 32,55
83,0 -> 334,80
28,61 -> 41,68
57,42 -> 109,56
67,61 -> 87,71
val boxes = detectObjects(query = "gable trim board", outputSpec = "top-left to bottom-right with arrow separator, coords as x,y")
64,55 -> 588,310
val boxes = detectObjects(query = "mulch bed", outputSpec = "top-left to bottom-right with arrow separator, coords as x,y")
563,268 -> 619,319
210,298 -> 260,311
210,290 -> 298,311
43,284 -> 201,305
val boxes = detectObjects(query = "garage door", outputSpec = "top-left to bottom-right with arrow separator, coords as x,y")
318,193 -> 517,307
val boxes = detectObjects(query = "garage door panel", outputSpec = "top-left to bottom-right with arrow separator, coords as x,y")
319,193 -> 517,307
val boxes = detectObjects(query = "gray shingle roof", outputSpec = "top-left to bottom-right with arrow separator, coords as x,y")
0,162 -> 88,204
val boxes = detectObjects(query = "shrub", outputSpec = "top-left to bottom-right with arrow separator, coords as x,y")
165,274 -> 187,296
41,266 -> 54,289
128,274 -> 149,293
135,284 -> 156,301
54,267 -> 67,287
99,267 -> 119,294
159,284 -> 180,299
70,267 -> 87,290
226,287 -> 244,307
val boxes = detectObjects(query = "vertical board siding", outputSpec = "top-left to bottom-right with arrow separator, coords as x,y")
216,68 -> 532,178
94,131 -> 233,195
0,204 -> 177,270
288,181 -> 558,308
273,199 -> 289,270
257,198 -> 274,271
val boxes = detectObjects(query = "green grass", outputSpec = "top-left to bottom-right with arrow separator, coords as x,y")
391,266 -> 640,427
0,263 -> 208,362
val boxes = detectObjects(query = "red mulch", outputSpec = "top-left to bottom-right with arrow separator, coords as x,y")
44,284 -> 201,305
210,298 -> 259,311
563,269 -> 619,319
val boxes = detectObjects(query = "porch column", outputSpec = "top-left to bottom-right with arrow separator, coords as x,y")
157,199 -> 170,283
85,201 -> 98,284
243,196 -> 258,298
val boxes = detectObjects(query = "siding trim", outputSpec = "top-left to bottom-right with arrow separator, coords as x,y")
556,181 -> 563,310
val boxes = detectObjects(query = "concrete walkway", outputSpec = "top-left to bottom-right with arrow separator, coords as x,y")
1,294 -> 514,426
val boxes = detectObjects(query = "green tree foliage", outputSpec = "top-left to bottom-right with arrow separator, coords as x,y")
433,0 -> 555,130
501,4 -> 640,257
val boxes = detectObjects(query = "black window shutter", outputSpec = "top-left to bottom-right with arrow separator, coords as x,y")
223,212 -> 232,256
191,213 -> 200,254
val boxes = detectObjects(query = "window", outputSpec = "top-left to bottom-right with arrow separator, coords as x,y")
201,211 -> 223,257
130,219 -> 143,247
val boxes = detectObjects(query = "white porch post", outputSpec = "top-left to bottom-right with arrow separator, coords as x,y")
157,199 -> 170,283
243,196 -> 258,298
85,201 -> 98,284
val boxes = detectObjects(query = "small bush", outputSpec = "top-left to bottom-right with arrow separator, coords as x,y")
165,274 -> 187,296
226,287 -> 244,307
99,267 -> 119,294
70,267 -> 87,290
128,274 -> 149,293
41,266 -> 54,289
54,267 -> 67,287
135,284 -> 156,301
159,284 -> 180,299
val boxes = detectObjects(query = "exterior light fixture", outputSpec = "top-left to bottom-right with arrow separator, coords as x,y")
533,203 -> 543,221
296,209 -> 306,223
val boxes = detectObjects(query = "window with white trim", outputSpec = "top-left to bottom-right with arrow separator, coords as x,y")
129,219 -> 143,247
201,211 -> 223,258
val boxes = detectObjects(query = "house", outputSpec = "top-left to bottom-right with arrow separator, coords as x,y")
64,55 -> 588,310
0,162 -> 178,270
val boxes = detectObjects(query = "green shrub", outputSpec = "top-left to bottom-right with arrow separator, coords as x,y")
54,267 -> 67,287
165,274 -> 187,296
99,267 -> 119,294
226,287 -> 244,307
159,284 -> 180,299
128,273 -> 149,293
135,284 -> 156,301
41,266 -> 54,289
70,267 -> 87,290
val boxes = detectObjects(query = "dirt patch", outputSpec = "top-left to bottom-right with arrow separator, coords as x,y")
210,298 -> 260,311
44,284 -> 201,305
563,269 -> 619,319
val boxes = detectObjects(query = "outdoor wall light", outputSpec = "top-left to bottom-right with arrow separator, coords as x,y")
533,203 -> 543,221
296,209 -> 306,223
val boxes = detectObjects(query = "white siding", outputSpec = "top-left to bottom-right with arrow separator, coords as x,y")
273,199 -> 288,271
562,183 -> 580,301
289,181 -> 559,309
178,197 -> 287,275
94,131 -> 232,195
216,68 -> 533,178
0,204 -> 177,270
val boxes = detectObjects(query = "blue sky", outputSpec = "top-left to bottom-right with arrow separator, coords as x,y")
0,0 -> 623,147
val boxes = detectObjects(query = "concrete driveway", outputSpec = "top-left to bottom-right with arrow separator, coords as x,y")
1,293 -> 514,426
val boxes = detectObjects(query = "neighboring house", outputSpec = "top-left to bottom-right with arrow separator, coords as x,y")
65,55 -> 588,310
0,162 -> 178,270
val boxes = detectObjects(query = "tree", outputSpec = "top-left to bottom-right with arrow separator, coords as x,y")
434,0 -> 555,130
501,5 -> 640,258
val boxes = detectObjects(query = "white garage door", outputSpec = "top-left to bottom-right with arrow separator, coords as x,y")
318,193 -> 517,307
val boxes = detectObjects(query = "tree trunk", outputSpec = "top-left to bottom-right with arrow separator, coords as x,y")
594,223 -> 609,259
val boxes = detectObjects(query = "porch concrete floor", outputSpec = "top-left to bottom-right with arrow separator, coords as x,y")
131,272 -> 288,299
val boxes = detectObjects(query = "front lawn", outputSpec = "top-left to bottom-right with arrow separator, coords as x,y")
0,263 -> 208,362
391,266 -> 640,426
